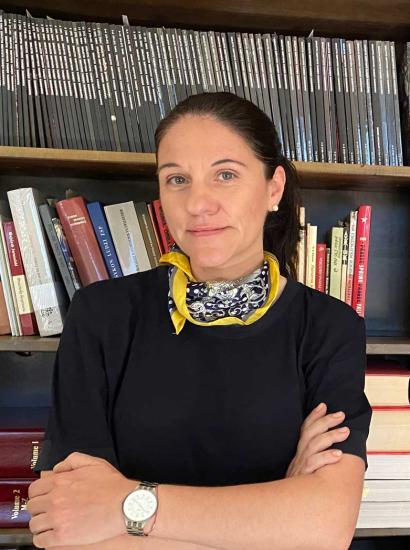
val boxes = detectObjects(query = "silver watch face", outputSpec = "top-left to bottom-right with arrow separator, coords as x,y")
123,489 -> 157,522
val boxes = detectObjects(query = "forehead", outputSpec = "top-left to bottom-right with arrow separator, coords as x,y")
157,115 -> 255,161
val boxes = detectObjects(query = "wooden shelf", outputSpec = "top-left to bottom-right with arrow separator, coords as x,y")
1,527 -> 410,546
2,0 -> 409,41
1,335 -> 410,354
1,146 -> 410,190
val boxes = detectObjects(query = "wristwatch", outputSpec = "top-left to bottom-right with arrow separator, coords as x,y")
122,480 -> 159,536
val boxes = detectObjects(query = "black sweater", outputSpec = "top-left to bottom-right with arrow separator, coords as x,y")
34,265 -> 372,486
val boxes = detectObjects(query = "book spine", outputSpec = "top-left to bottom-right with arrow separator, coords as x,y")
86,202 -> 124,278
0,480 -> 33,527
329,226 -> 344,300
325,247 -> 331,295
215,31 -> 230,93
3,221 -> 38,335
292,36 -> 307,161
104,201 -> 151,274
133,202 -> 161,268
332,38 -> 348,163
390,41 -> 403,166
315,243 -> 327,293
0,10 -> 4,145
312,37 -> 326,162
55,196 -> 109,286
326,38 -> 338,163
351,205 -> 372,317
340,39 -> 355,163
208,30 -> 224,93
355,40 -> 371,164
152,199 -> 175,252
0,430 -> 45,479
383,40 -> 397,165
200,30 -> 216,93
249,33 -> 265,112
345,209 -> 357,306
153,27 -> 172,115
262,33 -> 284,148
306,38 -> 319,162
38,203 -> 80,300
376,40 -> 389,165
188,30 -> 204,95
7,187 -> 68,336
320,37 -> 332,162
347,40 -> 362,163
363,40 -> 376,165
235,32 -> 250,101
340,222 -> 349,303
227,32 -> 244,98
279,35 -> 296,160
369,41 -> 382,164
306,224 -> 317,289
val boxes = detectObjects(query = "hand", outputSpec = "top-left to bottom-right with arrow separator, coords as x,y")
27,452 -> 138,549
286,402 -> 350,477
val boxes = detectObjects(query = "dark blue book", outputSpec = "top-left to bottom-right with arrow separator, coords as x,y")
87,201 -> 123,278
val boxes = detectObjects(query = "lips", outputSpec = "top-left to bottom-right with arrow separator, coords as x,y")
188,227 -> 227,236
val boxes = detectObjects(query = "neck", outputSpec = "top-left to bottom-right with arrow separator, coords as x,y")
189,249 -> 265,283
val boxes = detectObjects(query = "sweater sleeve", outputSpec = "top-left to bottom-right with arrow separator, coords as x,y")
34,286 -> 120,473
302,306 -> 372,470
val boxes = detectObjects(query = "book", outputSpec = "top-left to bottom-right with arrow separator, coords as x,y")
7,188 -> 68,336
55,195 -> 109,286
104,201 -> 151,275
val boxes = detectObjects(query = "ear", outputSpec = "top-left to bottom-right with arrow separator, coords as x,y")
267,165 -> 286,210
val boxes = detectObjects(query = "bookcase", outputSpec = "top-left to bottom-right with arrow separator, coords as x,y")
0,1 -> 409,548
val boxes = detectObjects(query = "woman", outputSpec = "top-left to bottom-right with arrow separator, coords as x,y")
28,92 -> 372,550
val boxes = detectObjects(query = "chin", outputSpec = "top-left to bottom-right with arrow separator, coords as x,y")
187,247 -> 234,269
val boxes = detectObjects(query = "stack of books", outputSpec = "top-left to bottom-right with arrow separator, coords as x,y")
0,407 -> 48,530
0,189 -> 175,337
296,204 -> 372,317
0,9 -> 405,165
357,359 -> 410,528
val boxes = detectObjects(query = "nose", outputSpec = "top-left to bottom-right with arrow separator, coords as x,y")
185,182 -> 220,217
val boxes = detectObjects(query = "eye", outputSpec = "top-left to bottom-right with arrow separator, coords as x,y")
166,175 -> 187,185
218,170 -> 236,182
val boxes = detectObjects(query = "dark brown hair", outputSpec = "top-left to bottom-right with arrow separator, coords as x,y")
154,92 -> 302,280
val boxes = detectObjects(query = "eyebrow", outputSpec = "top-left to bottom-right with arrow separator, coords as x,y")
156,158 -> 247,174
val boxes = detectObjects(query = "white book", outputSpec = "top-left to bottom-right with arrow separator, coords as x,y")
0,202 -> 20,336
362,479 -> 410,502
345,210 -> 357,306
305,223 -> 317,289
366,454 -> 410,480
104,201 -> 151,276
7,188 -> 68,337
297,206 -> 305,284
340,223 -> 349,303
357,501 -> 410,528
329,226 -> 344,300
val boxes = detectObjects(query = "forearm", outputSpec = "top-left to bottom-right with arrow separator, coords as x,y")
149,472 -> 346,550
46,533 -> 220,550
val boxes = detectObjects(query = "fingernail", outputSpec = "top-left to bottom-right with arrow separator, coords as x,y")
332,411 -> 344,417
332,450 -> 342,456
316,402 -> 325,411
338,427 -> 349,432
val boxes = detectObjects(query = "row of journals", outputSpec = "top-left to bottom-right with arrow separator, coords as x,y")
0,9 -> 406,166
0,188 -> 175,338
296,204 -> 372,318
0,359 -> 408,528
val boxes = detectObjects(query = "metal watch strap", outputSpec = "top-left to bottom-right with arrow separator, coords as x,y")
125,481 -> 159,537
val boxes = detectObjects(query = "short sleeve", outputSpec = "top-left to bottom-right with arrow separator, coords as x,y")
302,308 -> 372,470
34,286 -> 120,473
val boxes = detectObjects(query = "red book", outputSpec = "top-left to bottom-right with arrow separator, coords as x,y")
315,243 -> 327,292
152,199 -> 175,253
351,205 -> 372,317
147,202 -> 165,255
0,480 -> 32,528
0,429 -> 45,479
56,196 -> 109,286
2,221 -> 38,335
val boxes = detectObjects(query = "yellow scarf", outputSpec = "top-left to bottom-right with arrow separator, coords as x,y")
159,248 -> 281,335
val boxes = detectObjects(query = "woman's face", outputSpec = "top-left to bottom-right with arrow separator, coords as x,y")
157,115 -> 286,280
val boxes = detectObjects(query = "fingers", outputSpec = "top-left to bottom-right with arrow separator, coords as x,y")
299,408 -> 349,454
298,449 -> 344,475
